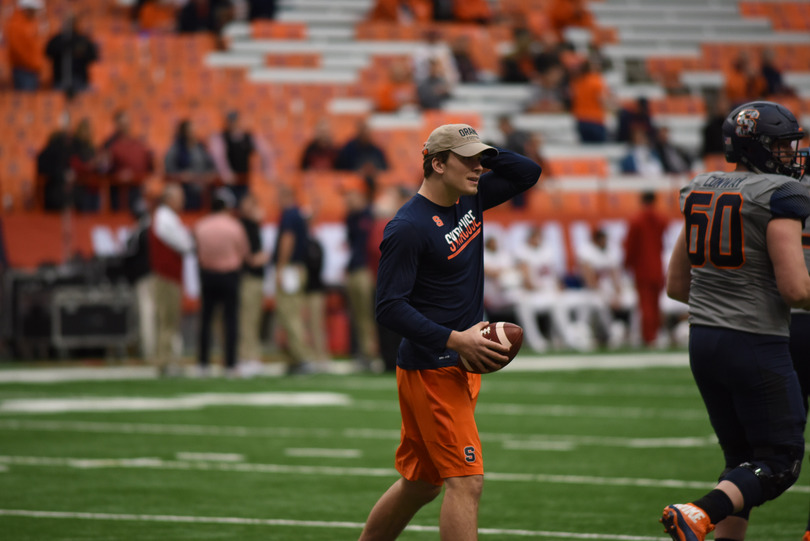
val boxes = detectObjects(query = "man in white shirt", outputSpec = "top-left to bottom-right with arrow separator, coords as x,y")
575,227 -> 637,349
511,225 -> 565,352
148,183 -> 194,376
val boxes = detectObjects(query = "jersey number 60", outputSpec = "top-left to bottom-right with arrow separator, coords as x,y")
684,191 -> 744,269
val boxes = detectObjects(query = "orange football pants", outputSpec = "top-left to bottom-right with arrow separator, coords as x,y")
395,365 -> 483,486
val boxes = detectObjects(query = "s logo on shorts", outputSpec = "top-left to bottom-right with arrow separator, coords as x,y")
463,446 -> 477,463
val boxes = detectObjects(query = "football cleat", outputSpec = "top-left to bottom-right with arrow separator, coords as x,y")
802,531 -> 810,541
660,503 -> 714,541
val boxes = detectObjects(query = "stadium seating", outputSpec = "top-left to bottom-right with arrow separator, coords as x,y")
0,0 -> 808,266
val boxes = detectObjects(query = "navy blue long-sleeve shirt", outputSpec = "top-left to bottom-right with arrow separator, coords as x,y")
375,149 -> 541,370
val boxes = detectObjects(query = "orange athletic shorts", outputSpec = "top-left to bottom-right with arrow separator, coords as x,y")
395,365 -> 483,486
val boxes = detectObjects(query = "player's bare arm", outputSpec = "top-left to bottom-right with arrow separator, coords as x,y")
446,321 -> 509,373
767,217 -> 810,310
666,226 -> 691,304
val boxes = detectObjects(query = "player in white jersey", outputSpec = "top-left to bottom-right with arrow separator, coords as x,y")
661,101 -> 810,541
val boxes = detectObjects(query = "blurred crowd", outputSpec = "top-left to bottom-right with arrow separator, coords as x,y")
5,0 -> 802,215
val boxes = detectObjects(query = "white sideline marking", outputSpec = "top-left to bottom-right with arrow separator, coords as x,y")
0,508 -> 663,540
0,394 -> 706,421
0,419 -> 718,449
7,454 -> 808,494
175,453 -> 244,462
0,353 -> 689,383
284,448 -> 362,458
0,392 -> 349,413
502,441 -> 576,452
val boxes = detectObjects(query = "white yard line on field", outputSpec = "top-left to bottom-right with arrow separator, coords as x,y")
0,353 -> 690,384
284,448 -> 363,458
0,508 -> 666,539
175,452 -> 244,462
0,394 -> 706,420
0,392 -> 350,413
5,454 -> 807,495
0,419 -> 717,449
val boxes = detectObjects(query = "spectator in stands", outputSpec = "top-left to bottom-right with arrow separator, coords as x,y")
700,94 -> 730,160
300,119 -> 339,170
576,227 -> 636,349
527,62 -> 569,113
194,188 -> 250,377
102,109 -> 155,213
654,126 -> 692,175
724,51 -> 767,107
335,119 -> 389,196
45,14 -> 99,96
248,0 -> 277,20
533,33 -> 564,74
615,97 -> 655,144
483,233 -> 521,322
548,0 -> 594,41
273,185 -> 317,375
619,125 -> 664,176
302,225 -> 332,368
511,224 -> 565,353
209,110 -> 276,203
497,115 -> 546,207
149,183 -> 194,377
623,191 -> 667,348
374,59 -> 418,114
237,192 -> 269,377
412,28 -> 458,88
69,117 -> 106,213
430,0 -> 453,21
368,184 -> 412,372
177,0 -> 234,48
416,57 -> 452,110
5,0 -> 45,92
36,128 -> 74,212
343,177 -> 381,372
569,57 -> 612,143
164,118 -> 217,212
450,34 -> 482,83
499,27 -> 537,84
122,199 -> 156,360
760,47 -> 794,97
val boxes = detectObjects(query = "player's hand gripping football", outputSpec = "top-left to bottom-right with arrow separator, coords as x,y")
447,321 -> 510,373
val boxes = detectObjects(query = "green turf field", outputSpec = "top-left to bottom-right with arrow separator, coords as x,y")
0,354 -> 807,540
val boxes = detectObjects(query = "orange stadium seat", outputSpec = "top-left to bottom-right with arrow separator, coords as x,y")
251,20 -> 309,40
547,157 -> 609,178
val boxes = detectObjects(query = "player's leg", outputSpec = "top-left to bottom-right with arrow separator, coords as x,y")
358,477 -> 441,541
663,327 -> 805,540
440,475 -> 483,540
789,313 -> 810,538
661,326 -> 748,539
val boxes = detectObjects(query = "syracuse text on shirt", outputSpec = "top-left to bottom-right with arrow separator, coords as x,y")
444,210 -> 482,260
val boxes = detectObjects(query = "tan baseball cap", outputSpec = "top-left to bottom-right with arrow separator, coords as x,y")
422,124 -> 497,158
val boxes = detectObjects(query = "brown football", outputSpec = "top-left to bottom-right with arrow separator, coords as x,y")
458,322 -> 524,374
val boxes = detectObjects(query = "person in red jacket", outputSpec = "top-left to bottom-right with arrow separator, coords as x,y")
623,191 -> 669,347
5,0 -> 45,91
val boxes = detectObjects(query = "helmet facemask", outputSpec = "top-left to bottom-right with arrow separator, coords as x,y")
751,135 -> 807,180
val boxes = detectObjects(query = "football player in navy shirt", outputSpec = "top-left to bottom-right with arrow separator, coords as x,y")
358,124 -> 541,540
662,101 -> 810,540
